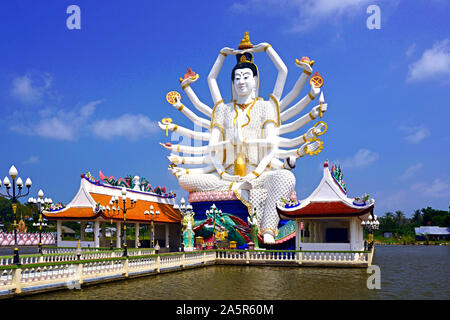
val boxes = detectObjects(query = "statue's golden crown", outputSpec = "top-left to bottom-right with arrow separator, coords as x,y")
238,31 -> 253,50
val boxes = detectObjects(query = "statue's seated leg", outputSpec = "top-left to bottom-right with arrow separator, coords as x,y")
259,169 -> 296,243
178,173 -> 229,192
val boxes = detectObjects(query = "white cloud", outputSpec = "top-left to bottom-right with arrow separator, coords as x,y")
231,0 -> 373,32
91,114 -> 158,141
406,39 -> 450,83
336,149 -> 379,168
10,73 -> 52,105
22,156 -> 40,164
11,100 -> 103,141
400,125 -> 430,143
411,178 -> 450,199
399,162 -> 423,180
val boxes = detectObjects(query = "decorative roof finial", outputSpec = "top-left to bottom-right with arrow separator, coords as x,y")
238,31 -> 253,50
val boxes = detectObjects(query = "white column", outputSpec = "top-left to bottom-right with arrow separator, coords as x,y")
313,222 -> 318,243
94,220 -> 100,248
165,224 -> 170,248
135,223 -> 140,248
56,220 -> 62,246
116,222 -> 122,248
296,220 -> 302,250
349,218 -> 355,251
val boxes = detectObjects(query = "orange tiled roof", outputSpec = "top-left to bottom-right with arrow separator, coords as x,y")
90,193 -> 181,223
43,207 -> 100,220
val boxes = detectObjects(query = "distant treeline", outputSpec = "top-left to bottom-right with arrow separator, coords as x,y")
375,206 -> 450,237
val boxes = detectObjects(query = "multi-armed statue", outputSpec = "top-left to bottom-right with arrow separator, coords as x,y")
160,32 -> 329,244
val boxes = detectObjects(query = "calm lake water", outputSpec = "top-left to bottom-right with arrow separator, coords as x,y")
21,245 -> 449,300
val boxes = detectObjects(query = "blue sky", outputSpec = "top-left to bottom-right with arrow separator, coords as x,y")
0,0 -> 449,217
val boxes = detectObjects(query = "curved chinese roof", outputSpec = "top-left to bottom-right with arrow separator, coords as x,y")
277,161 -> 375,219
43,173 -> 181,223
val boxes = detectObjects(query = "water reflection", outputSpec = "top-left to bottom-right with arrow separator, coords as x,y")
21,245 -> 449,300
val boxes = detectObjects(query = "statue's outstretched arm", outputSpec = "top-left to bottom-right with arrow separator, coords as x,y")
278,103 -> 328,135
280,85 -> 321,122
169,165 -> 215,178
277,140 -> 324,159
160,143 -> 208,155
208,48 -> 234,105
270,157 -> 297,170
168,154 -> 211,165
170,96 -> 210,129
180,76 -> 213,118
158,121 -> 210,141
252,43 -> 288,101
279,59 -> 314,111
278,122 -> 326,148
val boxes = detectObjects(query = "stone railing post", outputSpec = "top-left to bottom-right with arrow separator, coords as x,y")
77,263 -> 84,285
297,251 -> 302,265
155,255 -> 161,273
123,258 -> 129,277
12,268 -> 22,294
246,251 -> 250,264
181,253 -> 185,268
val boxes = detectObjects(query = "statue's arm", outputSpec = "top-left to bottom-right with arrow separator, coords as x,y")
208,48 -> 234,105
253,43 -> 287,101
158,121 -> 210,141
277,140 -> 323,159
168,154 -> 211,165
278,122 -> 326,148
169,165 -> 215,178
170,97 -> 210,129
278,103 -> 328,135
160,143 -> 208,155
180,76 -> 213,118
279,59 -> 314,111
280,85 -> 320,122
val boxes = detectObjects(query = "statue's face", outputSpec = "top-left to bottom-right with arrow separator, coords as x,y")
233,68 -> 256,97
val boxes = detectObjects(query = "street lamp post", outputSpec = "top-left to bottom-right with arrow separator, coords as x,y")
116,187 -> 137,257
0,165 -> 32,265
144,205 -> 160,248
28,189 -> 51,254
361,213 -> 379,250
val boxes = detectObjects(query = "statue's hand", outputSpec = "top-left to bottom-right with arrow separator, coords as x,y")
295,59 -> 313,73
158,121 -> 175,131
169,167 -> 186,177
283,156 -> 296,170
220,47 -> 236,56
251,42 -> 270,53
167,154 -> 181,164
298,140 -> 323,157
159,142 -> 174,151
311,103 -> 327,118
171,96 -> 182,109
309,85 -> 321,99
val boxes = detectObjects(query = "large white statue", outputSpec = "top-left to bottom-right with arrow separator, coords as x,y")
159,32 -> 328,244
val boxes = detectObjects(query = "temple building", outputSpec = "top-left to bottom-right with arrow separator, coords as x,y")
277,161 -> 375,251
43,171 -> 182,251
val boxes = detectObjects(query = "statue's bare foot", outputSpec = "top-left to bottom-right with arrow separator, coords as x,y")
263,233 -> 275,244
